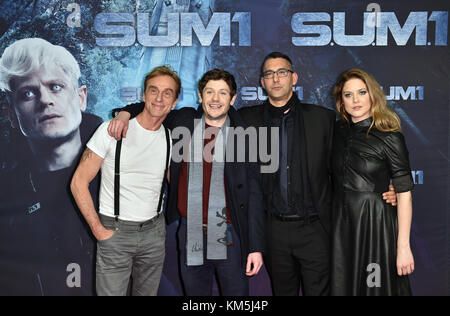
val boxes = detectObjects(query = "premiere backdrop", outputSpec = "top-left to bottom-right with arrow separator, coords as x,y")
0,0 -> 448,295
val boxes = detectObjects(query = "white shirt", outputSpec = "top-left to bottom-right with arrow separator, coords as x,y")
87,118 -> 171,222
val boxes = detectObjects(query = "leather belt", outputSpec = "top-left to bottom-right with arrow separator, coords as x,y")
272,214 -> 320,223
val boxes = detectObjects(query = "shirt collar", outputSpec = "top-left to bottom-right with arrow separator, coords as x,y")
350,116 -> 373,128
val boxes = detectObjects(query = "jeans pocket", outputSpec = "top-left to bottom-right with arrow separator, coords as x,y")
158,218 -> 166,239
98,224 -> 118,244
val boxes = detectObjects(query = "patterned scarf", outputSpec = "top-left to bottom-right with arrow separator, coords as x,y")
186,115 -> 230,266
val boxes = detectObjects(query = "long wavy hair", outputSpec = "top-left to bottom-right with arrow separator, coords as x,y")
333,68 -> 401,133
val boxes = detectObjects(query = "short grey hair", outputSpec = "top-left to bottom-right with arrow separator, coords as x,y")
0,38 -> 81,92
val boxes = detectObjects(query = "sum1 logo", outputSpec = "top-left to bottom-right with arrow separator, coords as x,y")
241,87 -> 303,101
411,170 -> 424,185
385,86 -> 424,101
95,12 -> 251,47
292,11 -> 448,46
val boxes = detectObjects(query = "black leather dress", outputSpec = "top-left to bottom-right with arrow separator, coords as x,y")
331,117 -> 414,296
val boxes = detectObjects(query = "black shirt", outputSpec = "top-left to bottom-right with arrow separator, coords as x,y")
268,95 -> 316,217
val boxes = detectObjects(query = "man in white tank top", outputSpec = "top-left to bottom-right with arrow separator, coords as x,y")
70,66 -> 180,296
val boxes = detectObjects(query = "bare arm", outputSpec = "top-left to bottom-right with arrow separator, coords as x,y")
70,148 -> 113,241
396,191 -> 414,276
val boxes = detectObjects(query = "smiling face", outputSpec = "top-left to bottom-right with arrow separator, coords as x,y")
341,78 -> 373,123
10,65 -> 86,140
261,57 -> 298,107
199,79 -> 236,127
142,74 -> 178,119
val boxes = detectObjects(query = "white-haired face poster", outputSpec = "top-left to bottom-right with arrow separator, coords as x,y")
0,38 -> 87,141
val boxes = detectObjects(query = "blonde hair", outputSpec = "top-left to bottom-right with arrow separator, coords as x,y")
0,38 -> 81,92
333,68 -> 401,133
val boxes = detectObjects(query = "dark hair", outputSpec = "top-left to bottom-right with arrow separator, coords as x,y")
260,52 -> 293,76
143,65 -> 181,98
198,68 -> 237,97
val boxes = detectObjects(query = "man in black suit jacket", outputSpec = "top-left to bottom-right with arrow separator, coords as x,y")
109,69 -> 265,296
237,52 -> 335,296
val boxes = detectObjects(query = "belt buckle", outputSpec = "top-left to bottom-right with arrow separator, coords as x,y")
282,215 -> 297,222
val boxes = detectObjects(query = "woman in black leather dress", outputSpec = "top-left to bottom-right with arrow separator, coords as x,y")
331,69 -> 415,296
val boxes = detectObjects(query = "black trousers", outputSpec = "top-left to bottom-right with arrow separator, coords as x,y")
265,216 -> 330,296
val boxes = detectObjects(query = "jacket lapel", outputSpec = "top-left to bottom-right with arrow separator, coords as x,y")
299,104 -> 314,182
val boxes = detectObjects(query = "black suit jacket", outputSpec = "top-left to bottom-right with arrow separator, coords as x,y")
238,96 -> 335,233
115,103 -> 265,263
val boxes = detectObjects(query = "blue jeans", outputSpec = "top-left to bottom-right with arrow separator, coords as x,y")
177,221 -> 248,296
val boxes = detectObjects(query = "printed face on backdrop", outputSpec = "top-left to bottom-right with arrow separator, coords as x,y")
261,57 -> 298,106
341,78 -> 373,123
142,75 -> 178,119
10,64 -> 86,141
199,79 -> 236,125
